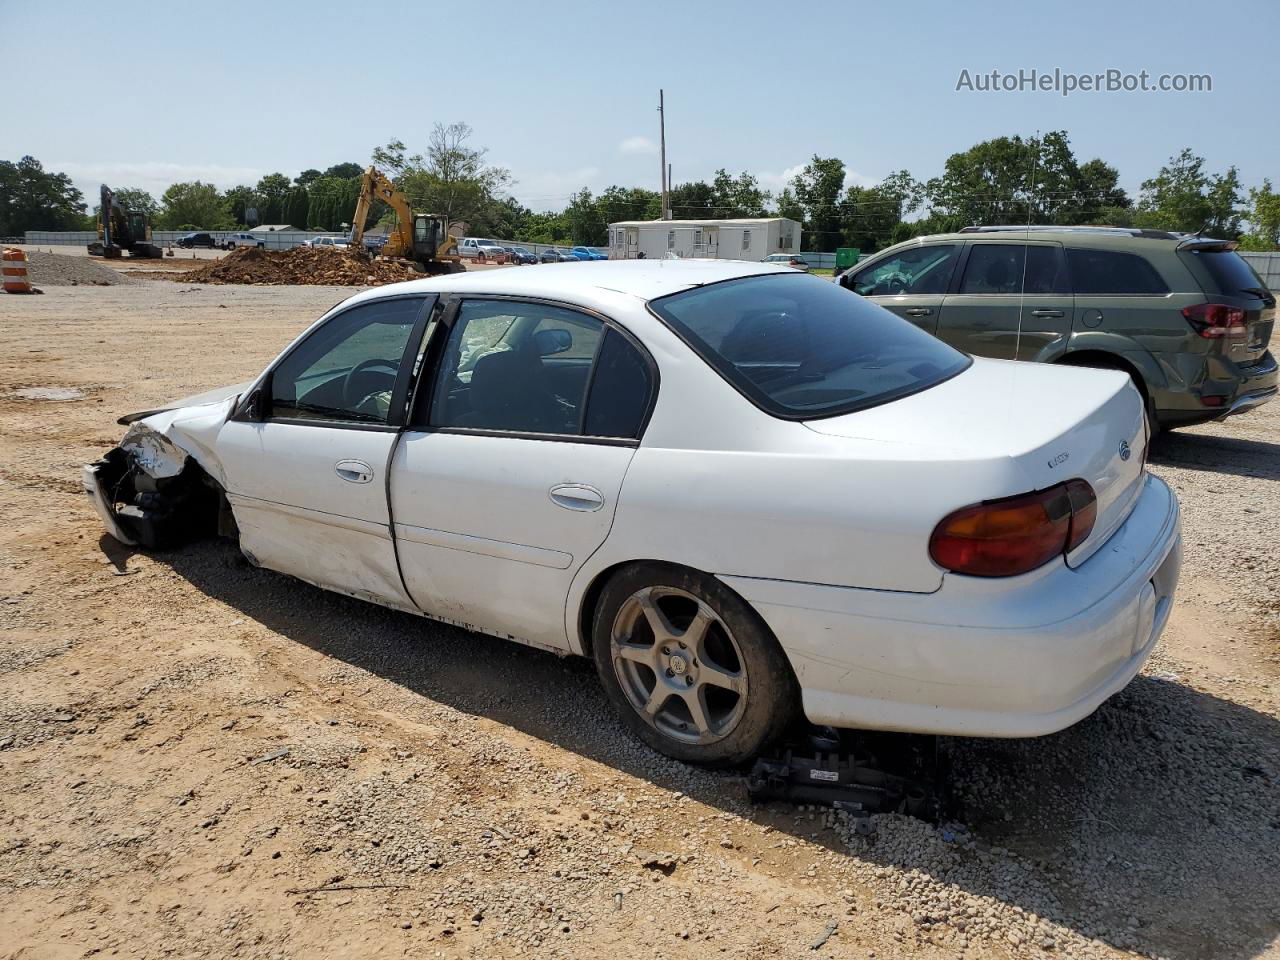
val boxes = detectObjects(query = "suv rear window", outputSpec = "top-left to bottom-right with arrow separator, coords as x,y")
1182,249 -> 1270,297
650,274 -> 971,420
1067,249 -> 1169,295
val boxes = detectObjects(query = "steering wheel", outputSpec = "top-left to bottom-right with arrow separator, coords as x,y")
341,358 -> 399,408
882,273 -> 909,294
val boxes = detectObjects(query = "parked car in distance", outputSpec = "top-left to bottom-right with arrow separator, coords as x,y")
839,226 -> 1276,431
459,238 -> 509,263
571,246 -> 608,261
221,233 -> 265,250
506,246 -> 537,265
175,232 -> 218,249
762,253 -> 810,272
540,248 -> 576,263
307,236 -> 350,250
84,260 -> 1181,767
363,235 -> 389,255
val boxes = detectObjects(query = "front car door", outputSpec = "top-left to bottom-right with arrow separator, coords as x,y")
937,241 -> 1072,360
390,296 -> 657,652
215,294 -> 435,609
845,243 -> 962,334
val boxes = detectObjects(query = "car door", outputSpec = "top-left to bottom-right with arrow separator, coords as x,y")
937,241 -> 1072,360
391,296 -> 657,652
215,294 -> 435,609
844,243 -> 961,334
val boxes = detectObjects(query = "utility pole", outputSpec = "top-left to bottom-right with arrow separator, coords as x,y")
659,89 -> 669,221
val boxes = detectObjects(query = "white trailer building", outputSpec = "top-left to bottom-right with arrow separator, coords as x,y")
606,217 -> 802,262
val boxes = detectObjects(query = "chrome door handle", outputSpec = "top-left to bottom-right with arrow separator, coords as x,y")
904,307 -> 932,317
1030,309 -> 1065,318
549,483 -> 604,512
335,459 -> 374,483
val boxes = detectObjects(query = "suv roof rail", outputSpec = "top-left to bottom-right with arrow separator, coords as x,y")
957,225 -> 1181,240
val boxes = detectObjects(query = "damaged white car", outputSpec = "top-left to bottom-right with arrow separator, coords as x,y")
85,261 -> 1182,765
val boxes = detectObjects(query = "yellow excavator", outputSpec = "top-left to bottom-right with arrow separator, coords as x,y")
350,166 -> 463,274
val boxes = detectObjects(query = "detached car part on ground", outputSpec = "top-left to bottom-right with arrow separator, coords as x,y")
838,226 -> 1276,432
84,260 -> 1181,766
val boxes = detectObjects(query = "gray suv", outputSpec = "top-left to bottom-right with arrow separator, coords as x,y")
838,226 -> 1277,431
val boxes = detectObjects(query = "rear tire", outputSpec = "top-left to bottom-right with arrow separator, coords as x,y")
591,562 -> 798,767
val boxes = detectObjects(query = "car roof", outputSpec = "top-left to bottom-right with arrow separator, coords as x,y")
873,226 -> 1204,254
357,258 -> 795,305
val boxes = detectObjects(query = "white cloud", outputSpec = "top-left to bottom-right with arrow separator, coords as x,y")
618,136 -> 658,155
54,160 -> 277,202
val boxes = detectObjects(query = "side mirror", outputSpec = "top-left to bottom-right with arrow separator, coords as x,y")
534,328 -> 572,356
242,386 -> 269,422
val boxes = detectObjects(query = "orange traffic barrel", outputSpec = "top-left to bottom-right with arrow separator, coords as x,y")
2,248 -> 33,294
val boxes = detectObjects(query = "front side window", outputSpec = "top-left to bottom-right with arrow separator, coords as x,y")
651,274 -> 970,420
850,244 -> 959,296
431,300 -> 606,435
270,297 -> 425,424
1068,248 -> 1170,295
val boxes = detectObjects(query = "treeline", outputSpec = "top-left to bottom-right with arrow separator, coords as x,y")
4,129 -> 1278,253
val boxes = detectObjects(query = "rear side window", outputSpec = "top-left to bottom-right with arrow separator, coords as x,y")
1068,249 -> 1169,295
1182,250 -> 1269,296
959,244 -> 1067,295
584,330 -> 653,438
651,274 -> 971,420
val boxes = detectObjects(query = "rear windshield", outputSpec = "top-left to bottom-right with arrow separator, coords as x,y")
1183,249 -> 1270,297
650,274 -> 970,420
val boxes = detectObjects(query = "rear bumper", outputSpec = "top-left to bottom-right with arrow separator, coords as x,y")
722,474 -> 1181,738
1159,350 -> 1277,427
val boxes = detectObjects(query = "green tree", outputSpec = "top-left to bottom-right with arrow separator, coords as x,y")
158,182 -> 231,229
790,156 -> 845,250
773,186 -> 804,224
564,188 -> 607,245
667,180 -> 715,219
1135,148 -> 1242,236
395,122 -> 513,228
283,187 -> 310,229
254,172 -> 293,225
0,156 -> 87,235
223,185 -> 257,226
840,170 -> 920,253
323,162 -> 365,180
1239,180 -> 1280,250
295,169 -> 323,189
710,169 -> 771,218
597,185 -> 660,226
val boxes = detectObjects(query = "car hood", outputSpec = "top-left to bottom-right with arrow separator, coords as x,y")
804,357 -> 1148,564
117,380 -> 251,425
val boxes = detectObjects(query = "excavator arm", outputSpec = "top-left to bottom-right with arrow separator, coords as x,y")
352,166 -> 415,259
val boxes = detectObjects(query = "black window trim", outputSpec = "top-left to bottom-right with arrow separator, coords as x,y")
405,293 -> 660,446
231,292 -> 437,431
648,272 -> 973,423
950,240 -> 1069,297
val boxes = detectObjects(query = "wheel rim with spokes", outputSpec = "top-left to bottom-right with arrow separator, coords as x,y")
610,585 -> 749,745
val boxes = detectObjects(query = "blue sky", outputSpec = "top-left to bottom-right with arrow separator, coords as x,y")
4,0 -> 1275,211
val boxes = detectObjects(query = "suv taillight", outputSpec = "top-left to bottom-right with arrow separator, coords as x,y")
929,479 -> 1097,577
1182,302 -> 1247,338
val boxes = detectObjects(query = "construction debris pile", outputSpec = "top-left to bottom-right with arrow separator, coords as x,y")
23,251 -> 139,287
182,245 -> 422,286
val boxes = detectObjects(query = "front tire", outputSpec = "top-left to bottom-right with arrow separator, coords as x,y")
591,563 -> 798,766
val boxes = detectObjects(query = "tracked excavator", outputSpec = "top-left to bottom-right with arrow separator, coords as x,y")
350,166 -> 463,274
87,185 -> 163,259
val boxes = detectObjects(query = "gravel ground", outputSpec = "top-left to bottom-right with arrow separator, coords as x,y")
0,282 -> 1277,960
20,251 -> 139,287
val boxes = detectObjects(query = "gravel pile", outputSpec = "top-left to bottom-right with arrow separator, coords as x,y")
21,251 -> 138,286
183,245 -> 422,286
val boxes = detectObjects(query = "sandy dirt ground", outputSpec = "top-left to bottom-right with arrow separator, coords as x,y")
0,277 -> 1277,960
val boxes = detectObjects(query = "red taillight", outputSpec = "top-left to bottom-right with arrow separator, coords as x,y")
1182,302 -> 1247,338
929,479 -> 1097,577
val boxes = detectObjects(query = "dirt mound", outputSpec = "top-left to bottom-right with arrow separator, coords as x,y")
22,250 -> 139,286
183,245 -> 422,286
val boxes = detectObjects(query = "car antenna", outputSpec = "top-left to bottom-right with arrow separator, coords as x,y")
1015,132 -> 1040,362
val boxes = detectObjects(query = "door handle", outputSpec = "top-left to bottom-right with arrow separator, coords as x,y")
1030,309 -> 1065,318
549,483 -> 604,512
904,307 -> 932,317
335,459 -> 374,484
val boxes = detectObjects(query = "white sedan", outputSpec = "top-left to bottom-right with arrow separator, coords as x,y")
82,260 -> 1181,766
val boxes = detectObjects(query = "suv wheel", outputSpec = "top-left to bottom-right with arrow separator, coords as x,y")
591,563 -> 797,766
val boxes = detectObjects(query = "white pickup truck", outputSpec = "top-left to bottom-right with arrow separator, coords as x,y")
459,238 -> 508,263
221,233 -> 265,250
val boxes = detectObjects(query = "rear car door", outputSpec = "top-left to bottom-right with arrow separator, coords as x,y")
390,297 -> 656,651
843,243 -> 961,334
938,241 -> 1072,360
215,294 -> 434,608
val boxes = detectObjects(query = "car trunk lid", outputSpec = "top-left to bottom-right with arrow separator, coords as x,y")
803,357 -> 1147,566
